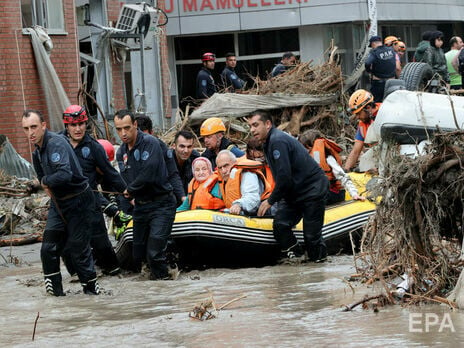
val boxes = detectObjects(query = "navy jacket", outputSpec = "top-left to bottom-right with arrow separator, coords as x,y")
116,130 -> 172,202
158,139 -> 185,203
62,131 -> 126,193
263,127 -> 328,205
168,148 -> 200,196
202,137 -> 244,169
271,63 -> 287,77
32,129 -> 89,199
196,67 -> 217,99
221,66 -> 244,91
365,45 -> 396,79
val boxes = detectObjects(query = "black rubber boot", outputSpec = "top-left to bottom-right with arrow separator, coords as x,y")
44,273 -> 65,296
82,279 -> 100,295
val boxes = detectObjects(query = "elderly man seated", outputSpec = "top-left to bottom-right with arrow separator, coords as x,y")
216,150 -> 272,215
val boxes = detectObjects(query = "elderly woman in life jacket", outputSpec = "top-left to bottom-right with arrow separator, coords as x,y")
177,157 -> 225,212
299,130 -> 365,205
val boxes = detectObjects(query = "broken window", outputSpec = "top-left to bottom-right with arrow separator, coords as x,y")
21,0 -> 64,32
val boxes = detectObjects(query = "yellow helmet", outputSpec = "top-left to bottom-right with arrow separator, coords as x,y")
348,89 -> 374,114
200,117 -> 226,136
384,35 -> 399,46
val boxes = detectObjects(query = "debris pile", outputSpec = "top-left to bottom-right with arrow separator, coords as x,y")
245,61 -> 342,96
356,131 -> 464,306
0,171 -> 47,246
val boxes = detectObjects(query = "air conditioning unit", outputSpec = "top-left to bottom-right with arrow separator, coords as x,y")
113,2 -> 160,48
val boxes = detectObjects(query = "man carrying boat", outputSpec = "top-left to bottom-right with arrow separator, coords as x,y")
247,110 -> 328,262
22,109 -> 99,295
61,105 -> 126,276
114,110 -> 176,280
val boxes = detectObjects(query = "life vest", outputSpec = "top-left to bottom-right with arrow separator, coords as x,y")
219,158 -> 273,208
310,138 -> 343,193
187,173 -> 225,210
262,165 -> 275,191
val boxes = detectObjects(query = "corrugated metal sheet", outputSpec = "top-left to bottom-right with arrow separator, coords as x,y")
0,135 -> 36,180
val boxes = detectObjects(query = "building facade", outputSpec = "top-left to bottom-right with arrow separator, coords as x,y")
160,0 -> 464,113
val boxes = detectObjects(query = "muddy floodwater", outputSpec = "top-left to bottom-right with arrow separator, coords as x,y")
1,244 -> 463,347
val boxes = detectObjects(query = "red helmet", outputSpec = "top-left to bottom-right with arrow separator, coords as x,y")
63,105 -> 88,124
202,52 -> 216,62
97,139 -> 115,161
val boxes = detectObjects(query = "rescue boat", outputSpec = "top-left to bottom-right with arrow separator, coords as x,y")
115,173 -> 377,268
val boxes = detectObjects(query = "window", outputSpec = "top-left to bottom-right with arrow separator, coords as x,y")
21,0 -> 65,33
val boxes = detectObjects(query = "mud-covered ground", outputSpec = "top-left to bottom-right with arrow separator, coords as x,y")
1,244 -> 463,347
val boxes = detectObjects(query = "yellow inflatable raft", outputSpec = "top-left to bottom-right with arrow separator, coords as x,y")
115,173 -> 376,267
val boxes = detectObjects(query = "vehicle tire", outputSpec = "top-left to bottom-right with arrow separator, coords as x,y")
399,62 -> 433,91
383,79 -> 406,99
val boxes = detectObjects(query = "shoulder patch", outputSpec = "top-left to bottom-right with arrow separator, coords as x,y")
273,150 -> 280,159
166,150 -> 173,159
51,152 -> 61,163
134,149 -> 140,161
81,146 -> 90,159
201,80 -> 207,87
141,150 -> 149,161
231,74 -> 237,80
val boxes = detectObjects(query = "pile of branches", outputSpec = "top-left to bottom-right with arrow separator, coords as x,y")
244,61 -> 342,95
357,131 -> 464,304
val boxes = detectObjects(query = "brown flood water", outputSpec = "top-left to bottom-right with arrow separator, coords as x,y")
1,244 -> 463,347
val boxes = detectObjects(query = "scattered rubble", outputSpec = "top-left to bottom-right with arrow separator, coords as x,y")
354,131 -> 464,307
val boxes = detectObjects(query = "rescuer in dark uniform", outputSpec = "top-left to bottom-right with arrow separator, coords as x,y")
61,105 -> 126,276
22,109 -> 99,296
365,35 -> 397,102
196,52 -> 217,99
134,114 -> 185,206
114,110 -> 177,280
247,110 -> 329,263
221,52 -> 245,92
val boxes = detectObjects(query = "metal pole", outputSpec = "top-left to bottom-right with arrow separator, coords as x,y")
140,33 -> 146,112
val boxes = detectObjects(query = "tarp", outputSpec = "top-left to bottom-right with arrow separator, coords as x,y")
189,93 -> 338,121
26,26 -> 69,132
0,135 -> 36,180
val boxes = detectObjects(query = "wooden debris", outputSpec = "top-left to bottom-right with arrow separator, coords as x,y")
356,131 -> 464,305
189,292 -> 247,321
342,294 -> 391,312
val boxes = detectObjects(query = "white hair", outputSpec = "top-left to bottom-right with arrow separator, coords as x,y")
217,149 -> 237,163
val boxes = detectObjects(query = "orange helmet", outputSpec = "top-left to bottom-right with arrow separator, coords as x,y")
202,53 -> 216,62
348,89 -> 374,114
200,117 -> 226,136
394,41 -> 406,52
63,105 -> 88,124
97,139 -> 115,161
384,36 -> 399,46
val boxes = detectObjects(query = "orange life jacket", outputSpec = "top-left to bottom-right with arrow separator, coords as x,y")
310,138 -> 343,192
187,173 -> 225,210
218,158 -> 273,208
262,164 -> 275,191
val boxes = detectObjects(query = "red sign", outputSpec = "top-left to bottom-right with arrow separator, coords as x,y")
161,0 -> 310,14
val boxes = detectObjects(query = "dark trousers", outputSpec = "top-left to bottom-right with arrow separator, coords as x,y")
370,79 -> 386,103
90,192 -> 119,272
41,187 -> 96,284
273,197 -> 327,261
63,193 -> 119,274
132,193 -> 176,279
